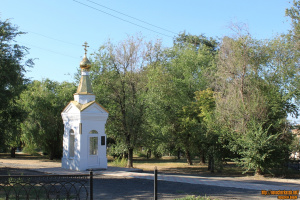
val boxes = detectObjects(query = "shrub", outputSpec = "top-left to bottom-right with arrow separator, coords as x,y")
22,146 -> 40,156
110,157 -> 127,167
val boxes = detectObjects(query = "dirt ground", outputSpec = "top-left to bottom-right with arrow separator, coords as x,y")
1,153 -> 300,184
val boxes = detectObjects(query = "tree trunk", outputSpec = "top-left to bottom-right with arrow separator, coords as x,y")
200,151 -> 205,164
177,149 -> 181,160
10,147 -> 16,158
127,148 -> 134,168
210,156 -> 214,173
208,155 -> 214,173
255,166 -> 263,176
185,150 -> 193,165
146,150 -> 151,159
49,152 -> 54,160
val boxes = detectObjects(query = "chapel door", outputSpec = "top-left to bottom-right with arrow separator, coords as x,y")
88,130 -> 99,166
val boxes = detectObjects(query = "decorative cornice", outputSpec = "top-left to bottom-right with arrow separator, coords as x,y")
71,100 -> 95,111
70,100 -> 109,113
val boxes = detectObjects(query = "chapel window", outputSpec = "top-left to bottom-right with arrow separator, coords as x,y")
89,137 -> 98,155
89,130 -> 98,134
69,129 -> 75,158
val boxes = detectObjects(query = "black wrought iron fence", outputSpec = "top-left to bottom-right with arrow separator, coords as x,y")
0,171 -> 93,200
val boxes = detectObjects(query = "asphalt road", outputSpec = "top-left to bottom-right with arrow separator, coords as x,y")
0,167 -> 283,199
93,175 -> 264,200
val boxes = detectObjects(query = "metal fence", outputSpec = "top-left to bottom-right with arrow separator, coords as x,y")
0,172 -> 93,200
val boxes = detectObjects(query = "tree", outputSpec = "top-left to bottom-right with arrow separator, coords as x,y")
285,0 -> 300,105
20,80 -> 76,159
146,34 -> 217,165
213,25 -> 296,175
174,31 -> 218,52
236,121 -> 282,175
193,89 -> 219,171
0,18 -> 33,155
90,36 -> 161,167
286,0 -> 300,52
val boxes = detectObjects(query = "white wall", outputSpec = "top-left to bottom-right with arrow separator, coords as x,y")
62,103 -> 108,171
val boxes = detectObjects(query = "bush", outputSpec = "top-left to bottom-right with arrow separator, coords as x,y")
136,152 -> 147,158
110,157 -> 127,167
22,146 -> 40,156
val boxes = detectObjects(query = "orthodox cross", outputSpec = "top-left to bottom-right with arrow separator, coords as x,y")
83,42 -> 89,56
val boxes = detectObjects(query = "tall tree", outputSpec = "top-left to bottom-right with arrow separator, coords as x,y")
285,0 -> 300,105
20,80 -> 76,159
286,0 -> 300,52
146,34 -> 217,165
90,36 -> 161,167
0,18 -> 33,155
213,25 -> 296,175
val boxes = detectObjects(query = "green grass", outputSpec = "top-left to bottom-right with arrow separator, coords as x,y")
109,157 -> 128,167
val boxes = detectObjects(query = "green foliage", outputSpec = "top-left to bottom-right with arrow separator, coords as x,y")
0,18 -> 33,153
22,145 -> 40,156
110,157 -> 128,168
193,89 -> 226,171
145,34 -> 217,165
107,142 -> 128,158
235,121 -> 281,174
19,80 -> 76,159
286,0 -> 300,51
136,151 -> 147,158
174,31 -> 218,53
90,35 -> 161,167
283,1 -> 300,105
213,24 -> 297,175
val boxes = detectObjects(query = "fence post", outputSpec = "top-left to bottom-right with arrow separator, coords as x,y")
154,166 -> 157,200
90,171 -> 93,200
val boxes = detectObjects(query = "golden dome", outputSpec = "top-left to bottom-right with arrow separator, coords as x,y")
80,41 -> 91,70
80,55 -> 91,70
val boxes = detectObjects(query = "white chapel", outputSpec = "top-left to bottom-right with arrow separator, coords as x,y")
61,42 -> 109,171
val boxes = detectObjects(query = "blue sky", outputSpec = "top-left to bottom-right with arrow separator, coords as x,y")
1,0 -> 292,83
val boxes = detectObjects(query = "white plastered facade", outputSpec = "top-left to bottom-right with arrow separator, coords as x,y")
61,56 -> 108,171
61,100 -> 108,171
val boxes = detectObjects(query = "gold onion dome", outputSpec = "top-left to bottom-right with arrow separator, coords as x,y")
80,41 -> 91,70
80,56 -> 91,70
76,42 -> 93,94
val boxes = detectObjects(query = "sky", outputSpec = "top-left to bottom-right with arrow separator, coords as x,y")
1,0 -> 293,83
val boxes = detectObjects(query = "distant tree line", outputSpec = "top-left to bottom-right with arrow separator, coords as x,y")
1,1 -> 300,175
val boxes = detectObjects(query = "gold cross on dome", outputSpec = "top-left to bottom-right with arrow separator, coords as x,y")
83,42 -> 89,56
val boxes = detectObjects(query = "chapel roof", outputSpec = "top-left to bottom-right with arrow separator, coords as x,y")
62,100 -> 109,113
76,74 -> 93,94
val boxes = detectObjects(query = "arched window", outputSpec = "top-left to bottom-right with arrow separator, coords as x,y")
89,130 -> 98,134
69,129 -> 75,158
